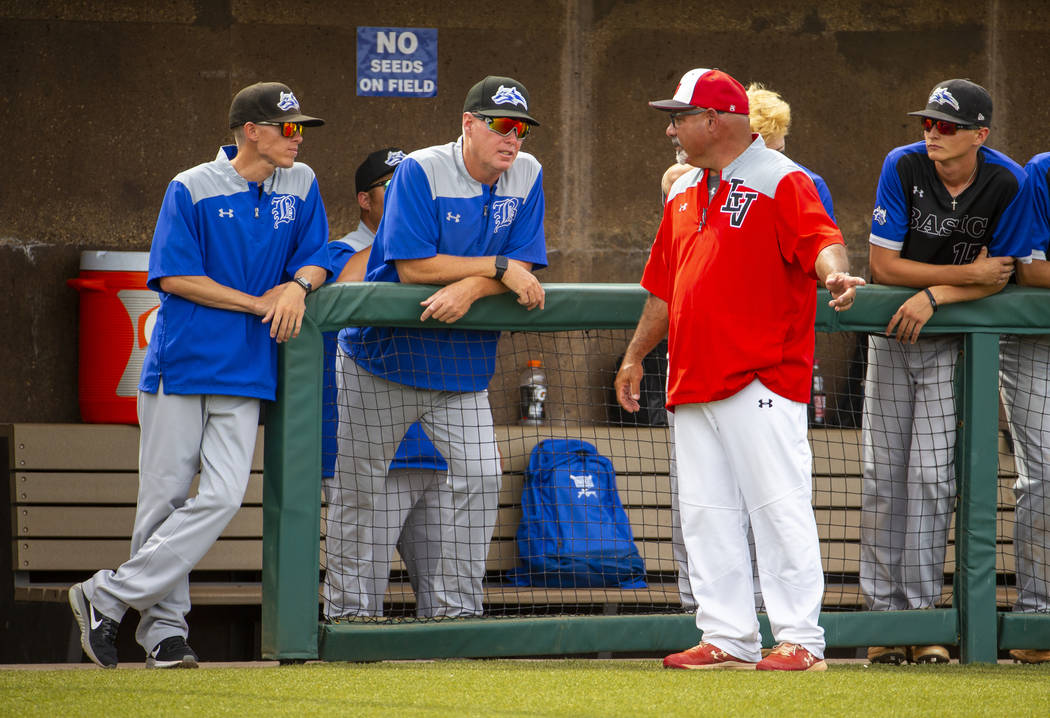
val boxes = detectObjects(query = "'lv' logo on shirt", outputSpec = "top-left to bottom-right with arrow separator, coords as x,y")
721,178 -> 759,228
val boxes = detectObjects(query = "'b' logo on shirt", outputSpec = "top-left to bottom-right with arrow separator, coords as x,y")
491,198 -> 519,233
271,194 -> 296,228
721,178 -> 758,228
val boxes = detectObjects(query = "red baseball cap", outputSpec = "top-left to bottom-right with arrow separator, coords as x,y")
649,68 -> 749,115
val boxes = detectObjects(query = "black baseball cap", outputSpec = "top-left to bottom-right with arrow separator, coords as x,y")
355,148 -> 407,194
463,75 -> 539,125
228,82 -> 325,129
907,79 -> 992,127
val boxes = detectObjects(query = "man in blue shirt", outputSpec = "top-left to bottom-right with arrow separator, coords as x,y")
69,82 -> 330,668
324,76 -> 547,619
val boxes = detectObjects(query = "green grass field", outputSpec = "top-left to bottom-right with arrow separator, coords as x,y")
2,660 -> 1048,717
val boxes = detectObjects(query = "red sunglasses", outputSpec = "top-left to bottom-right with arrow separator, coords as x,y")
920,117 -> 979,135
473,114 -> 531,139
256,121 -> 305,137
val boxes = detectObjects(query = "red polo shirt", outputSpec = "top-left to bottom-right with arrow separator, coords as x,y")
642,137 -> 843,408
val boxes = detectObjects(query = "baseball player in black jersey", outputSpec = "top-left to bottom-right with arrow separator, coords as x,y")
861,78 -> 1033,665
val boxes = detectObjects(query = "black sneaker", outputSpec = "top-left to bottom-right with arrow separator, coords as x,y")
68,583 -> 120,669
146,636 -> 199,669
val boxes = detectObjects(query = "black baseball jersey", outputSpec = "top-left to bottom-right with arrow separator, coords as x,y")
870,141 -> 1032,265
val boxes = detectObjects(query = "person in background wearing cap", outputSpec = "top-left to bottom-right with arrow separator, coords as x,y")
861,79 -> 1032,665
320,148 -> 453,618
616,68 -> 864,671
324,76 -> 546,620
997,151 -> 1050,665
68,82 -> 330,668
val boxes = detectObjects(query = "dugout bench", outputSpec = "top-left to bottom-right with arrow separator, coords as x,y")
4,422 -> 1023,613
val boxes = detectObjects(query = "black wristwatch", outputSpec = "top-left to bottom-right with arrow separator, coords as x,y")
293,276 -> 313,293
493,255 -> 509,281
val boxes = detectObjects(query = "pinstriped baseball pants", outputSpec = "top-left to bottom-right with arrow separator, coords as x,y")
1000,334 -> 1050,614
860,334 -> 959,611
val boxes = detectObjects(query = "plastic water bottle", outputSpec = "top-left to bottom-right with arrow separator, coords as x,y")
519,359 -> 547,425
810,359 -> 826,427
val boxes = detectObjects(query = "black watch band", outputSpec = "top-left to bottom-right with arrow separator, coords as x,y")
293,276 -> 313,293
493,255 -> 509,281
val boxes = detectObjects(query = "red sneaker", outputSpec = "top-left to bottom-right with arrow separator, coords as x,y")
755,642 -> 827,672
663,642 -> 757,670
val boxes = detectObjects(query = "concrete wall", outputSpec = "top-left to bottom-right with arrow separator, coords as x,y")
3,0 -> 1049,422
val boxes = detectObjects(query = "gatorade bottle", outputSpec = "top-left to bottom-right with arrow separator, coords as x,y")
519,359 -> 547,426
810,359 -> 826,427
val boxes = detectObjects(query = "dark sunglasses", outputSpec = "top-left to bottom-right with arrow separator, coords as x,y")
920,117 -> 979,135
473,114 -> 531,139
256,121 -> 305,137
367,179 -> 391,192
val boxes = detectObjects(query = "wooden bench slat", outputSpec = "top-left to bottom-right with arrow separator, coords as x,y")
16,471 -> 1015,513
12,472 -> 264,505
17,578 -> 1022,609
5,423 -> 264,472
16,506 -> 264,538
14,539 -> 263,571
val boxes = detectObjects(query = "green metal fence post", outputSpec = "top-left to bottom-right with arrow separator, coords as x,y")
261,314 -> 324,660
955,331 -> 1001,664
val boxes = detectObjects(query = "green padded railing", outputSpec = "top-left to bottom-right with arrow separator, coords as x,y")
263,283 -> 1050,663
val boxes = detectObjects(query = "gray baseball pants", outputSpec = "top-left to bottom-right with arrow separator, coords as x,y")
83,384 -> 259,653
999,334 -> 1050,614
324,350 -> 501,619
861,334 -> 959,611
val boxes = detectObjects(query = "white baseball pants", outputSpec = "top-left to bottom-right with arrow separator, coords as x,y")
675,379 -> 825,662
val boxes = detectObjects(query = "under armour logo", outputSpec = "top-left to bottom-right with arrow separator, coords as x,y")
218,209 -> 234,218
913,186 -> 924,198
446,212 -> 461,223
678,202 -> 689,212
721,178 -> 759,228
758,399 -> 773,408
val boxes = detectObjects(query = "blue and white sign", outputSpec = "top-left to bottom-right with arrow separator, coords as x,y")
357,26 -> 437,97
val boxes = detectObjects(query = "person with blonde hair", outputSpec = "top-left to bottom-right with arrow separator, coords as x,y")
746,83 -> 836,221
660,83 -> 836,222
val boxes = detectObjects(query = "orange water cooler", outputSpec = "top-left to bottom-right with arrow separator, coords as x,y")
67,251 -> 159,424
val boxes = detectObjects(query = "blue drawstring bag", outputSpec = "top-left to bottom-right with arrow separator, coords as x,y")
508,439 -> 647,589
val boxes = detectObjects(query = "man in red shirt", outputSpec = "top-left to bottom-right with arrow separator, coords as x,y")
615,68 -> 864,671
